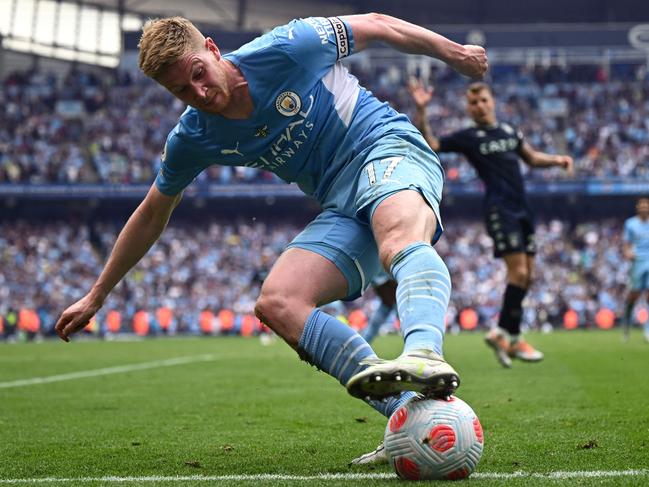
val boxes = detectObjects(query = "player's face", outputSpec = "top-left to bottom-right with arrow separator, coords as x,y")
157,38 -> 231,114
466,89 -> 496,125
637,199 -> 649,219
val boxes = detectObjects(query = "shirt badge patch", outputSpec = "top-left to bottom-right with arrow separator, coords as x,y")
275,91 -> 301,117
255,125 -> 269,138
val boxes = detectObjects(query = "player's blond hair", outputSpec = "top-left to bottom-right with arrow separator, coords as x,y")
138,17 -> 205,79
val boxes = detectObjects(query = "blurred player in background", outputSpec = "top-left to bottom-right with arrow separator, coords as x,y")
622,197 -> 649,343
409,80 -> 572,367
53,13 -> 487,437
360,271 -> 397,343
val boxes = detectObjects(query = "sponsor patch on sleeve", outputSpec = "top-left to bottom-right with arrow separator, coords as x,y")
326,17 -> 350,59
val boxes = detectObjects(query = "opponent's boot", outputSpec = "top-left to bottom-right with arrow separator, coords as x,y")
484,328 -> 512,368
508,339 -> 544,362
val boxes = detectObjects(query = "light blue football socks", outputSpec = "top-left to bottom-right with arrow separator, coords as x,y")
299,308 -> 416,417
390,242 -> 451,356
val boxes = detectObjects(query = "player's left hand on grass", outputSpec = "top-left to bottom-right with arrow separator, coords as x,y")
54,294 -> 102,342
450,45 -> 488,79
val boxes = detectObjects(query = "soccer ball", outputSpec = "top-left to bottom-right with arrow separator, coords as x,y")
384,396 -> 484,480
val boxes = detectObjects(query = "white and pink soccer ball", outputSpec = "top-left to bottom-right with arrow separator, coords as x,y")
384,396 -> 484,480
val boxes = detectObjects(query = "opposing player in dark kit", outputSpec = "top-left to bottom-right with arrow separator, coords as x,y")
409,80 -> 573,367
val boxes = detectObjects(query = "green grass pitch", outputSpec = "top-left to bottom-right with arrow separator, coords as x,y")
1,330 -> 648,486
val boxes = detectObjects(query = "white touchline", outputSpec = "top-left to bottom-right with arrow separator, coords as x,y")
0,355 -> 217,389
0,470 -> 648,483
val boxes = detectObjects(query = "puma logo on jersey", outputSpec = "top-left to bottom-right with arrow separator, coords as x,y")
221,142 -> 244,156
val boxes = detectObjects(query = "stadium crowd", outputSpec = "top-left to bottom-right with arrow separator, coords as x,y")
1,63 -> 648,185
0,218 -> 636,339
1,59 -> 647,339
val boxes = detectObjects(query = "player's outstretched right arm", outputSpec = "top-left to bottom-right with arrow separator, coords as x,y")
407,79 -> 440,151
54,185 -> 182,342
343,13 -> 487,79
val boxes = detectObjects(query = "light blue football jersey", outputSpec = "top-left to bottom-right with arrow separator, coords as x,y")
624,216 -> 649,262
156,16 -> 420,202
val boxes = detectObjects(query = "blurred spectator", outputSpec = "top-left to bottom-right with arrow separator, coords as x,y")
1,63 -> 647,185
0,218 -> 635,336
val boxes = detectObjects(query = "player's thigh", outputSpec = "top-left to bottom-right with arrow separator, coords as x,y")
285,209 -> 382,301
358,136 -> 446,267
261,247 -> 348,307
352,133 -> 444,225
371,190 -> 438,268
526,254 -> 536,283
503,250 -> 533,288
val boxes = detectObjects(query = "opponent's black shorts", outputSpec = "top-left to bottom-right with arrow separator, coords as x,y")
484,205 -> 536,258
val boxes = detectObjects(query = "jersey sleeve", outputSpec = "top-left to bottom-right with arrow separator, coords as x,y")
277,17 -> 354,77
437,131 -> 467,154
154,131 -> 205,196
515,128 -> 526,155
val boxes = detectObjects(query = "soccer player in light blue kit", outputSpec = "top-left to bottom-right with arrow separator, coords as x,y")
622,197 -> 649,342
53,14 -> 487,454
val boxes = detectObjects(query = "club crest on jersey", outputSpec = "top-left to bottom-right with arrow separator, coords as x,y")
275,91 -> 301,117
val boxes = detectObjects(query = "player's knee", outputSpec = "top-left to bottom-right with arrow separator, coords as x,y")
508,266 -> 529,288
255,291 -> 307,348
525,269 -> 534,288
378,238 -> 404,272
254,290 -> 289,328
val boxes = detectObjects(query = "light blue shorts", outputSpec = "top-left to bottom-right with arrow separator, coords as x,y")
287,210 -> 381,300
288,132 -> 445,300
630,259 -> 649,290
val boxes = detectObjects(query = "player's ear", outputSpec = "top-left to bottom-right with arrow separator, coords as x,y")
205,37 -> 221,60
